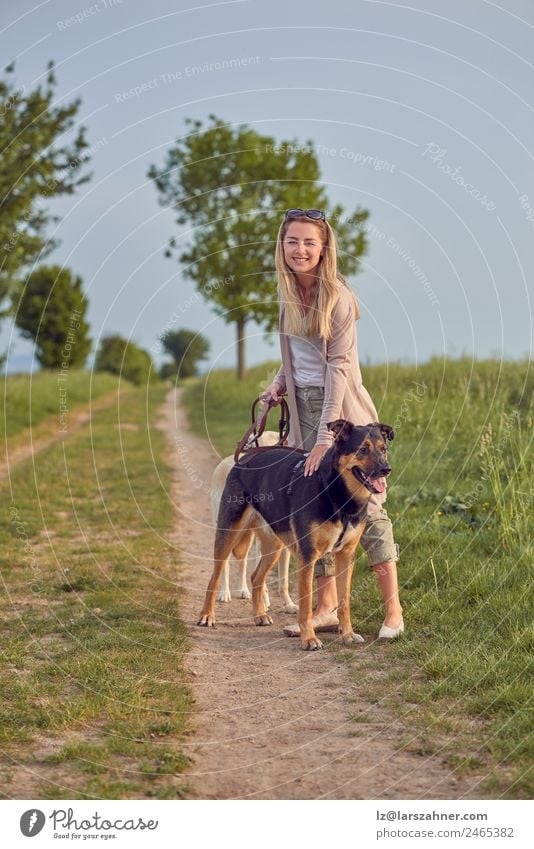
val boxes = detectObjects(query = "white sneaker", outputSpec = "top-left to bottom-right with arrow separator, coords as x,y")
378,617 -> 404,639
283,612 -> 339,637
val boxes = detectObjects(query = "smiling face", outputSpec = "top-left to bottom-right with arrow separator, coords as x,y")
282,221 -> 325,277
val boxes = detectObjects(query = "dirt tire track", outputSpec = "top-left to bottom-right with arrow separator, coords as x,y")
1,389 -> 125,480
159,388 -> 484,800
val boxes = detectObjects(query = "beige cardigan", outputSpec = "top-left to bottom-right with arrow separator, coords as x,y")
274,281 -> 387,510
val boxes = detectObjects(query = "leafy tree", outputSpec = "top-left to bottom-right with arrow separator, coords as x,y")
159,361 -> 178,381
0,62 -> 91,321
148,114 -> 368,379
14,264 -> 91,368
160,328 -> 210,378
95,335 -> 154,386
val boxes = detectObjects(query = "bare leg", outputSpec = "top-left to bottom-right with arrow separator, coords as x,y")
298,563 -> 403,628
315,575 -> 338,615
287,545 -> 403,634
373,561 -> 403,627
282,571 -> 339,638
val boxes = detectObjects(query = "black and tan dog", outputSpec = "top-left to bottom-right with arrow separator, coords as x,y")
198,419 -> 394,651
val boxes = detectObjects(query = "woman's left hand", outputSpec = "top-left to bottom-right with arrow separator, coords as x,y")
304,444 -> 329,477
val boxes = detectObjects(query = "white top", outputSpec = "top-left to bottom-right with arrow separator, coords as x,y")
288,332 -> 325,387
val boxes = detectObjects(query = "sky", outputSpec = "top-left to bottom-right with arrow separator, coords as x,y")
1,0 -> 533,373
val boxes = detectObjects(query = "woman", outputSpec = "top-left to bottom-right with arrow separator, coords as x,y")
262,208 -> 404,639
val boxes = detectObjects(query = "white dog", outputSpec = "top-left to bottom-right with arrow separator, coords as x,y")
210,432 -> 297,613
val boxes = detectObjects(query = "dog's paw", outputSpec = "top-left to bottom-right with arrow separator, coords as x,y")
341,630 -> 365,645
254,614 -> 273,626
300,637 -> 323,651
237,588 -> 252,599
283,598 -> 298,614
197,614 -> 216,627
217,590 -> 232,603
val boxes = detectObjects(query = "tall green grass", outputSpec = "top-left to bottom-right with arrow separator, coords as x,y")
183,357 -> 533,797
0,384 -> 191,799
1,370 -> 125,438
182,360 -> 290,455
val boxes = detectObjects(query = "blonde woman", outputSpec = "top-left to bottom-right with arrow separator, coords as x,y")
262,208 -> 404,639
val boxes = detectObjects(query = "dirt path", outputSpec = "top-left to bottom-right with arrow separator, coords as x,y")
159,388 -> 484,800
0,390 -> 122,481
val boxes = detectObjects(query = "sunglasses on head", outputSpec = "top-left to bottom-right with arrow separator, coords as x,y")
285,208 -> 326,221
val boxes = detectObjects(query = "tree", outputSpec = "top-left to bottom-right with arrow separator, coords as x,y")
0,62 -> 91,321
15,264 -> 91,368
159,361 -> 178,381
160,328 -> 210,378
95,335 -> 154,386
148,114 -> 369,379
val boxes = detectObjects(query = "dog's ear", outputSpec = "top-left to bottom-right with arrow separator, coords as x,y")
370,422 -> 395,442
327,419 -> 352,441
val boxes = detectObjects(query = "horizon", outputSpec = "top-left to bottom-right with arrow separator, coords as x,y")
1,0 -> 533,373
4,350 -> 531,380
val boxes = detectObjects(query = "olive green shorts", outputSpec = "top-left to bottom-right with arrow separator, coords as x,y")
295,385 -> 400,576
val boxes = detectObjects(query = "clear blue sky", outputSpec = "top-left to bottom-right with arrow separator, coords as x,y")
2,0 -> 533,372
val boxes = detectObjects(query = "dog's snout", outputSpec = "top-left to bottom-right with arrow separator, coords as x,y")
381,464 -> 392,476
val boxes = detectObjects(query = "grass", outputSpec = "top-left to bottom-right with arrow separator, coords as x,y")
182,361 -> 291,454
1,370 -> 124,438
0,381 -> 192,799
182,357 -> 533,798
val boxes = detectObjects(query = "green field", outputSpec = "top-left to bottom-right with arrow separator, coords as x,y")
1,359 -> 531,799
1,370 -> 124,438
0,378 -> 191,799
183,358 -> 533,798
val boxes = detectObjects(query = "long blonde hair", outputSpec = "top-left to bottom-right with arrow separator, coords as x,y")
275,213 -> 359,339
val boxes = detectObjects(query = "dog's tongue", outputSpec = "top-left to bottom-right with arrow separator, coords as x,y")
371,477 -> 387,494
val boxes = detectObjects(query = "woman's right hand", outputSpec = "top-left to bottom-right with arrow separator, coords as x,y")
261,382 -> 284,406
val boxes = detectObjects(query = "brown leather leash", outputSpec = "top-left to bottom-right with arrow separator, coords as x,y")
234,395 -> 305,464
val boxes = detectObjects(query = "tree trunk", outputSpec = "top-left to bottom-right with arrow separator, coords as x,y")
236,317 -> 246,381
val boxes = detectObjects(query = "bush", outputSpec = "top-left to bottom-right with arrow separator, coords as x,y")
95,335 -> 154,386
